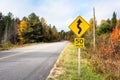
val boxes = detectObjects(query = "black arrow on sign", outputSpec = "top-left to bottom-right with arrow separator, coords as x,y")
77,19 -> 82,34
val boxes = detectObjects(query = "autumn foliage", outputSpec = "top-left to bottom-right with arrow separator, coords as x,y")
111,27 -> 119,43
89,27 -> 120,80
110,27 -> 120,54
18,20 -> 27,44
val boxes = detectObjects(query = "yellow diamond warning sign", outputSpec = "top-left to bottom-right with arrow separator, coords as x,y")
69,16 -> 90,37
74,38 -> 84,48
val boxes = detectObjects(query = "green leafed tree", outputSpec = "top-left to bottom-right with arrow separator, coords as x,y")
97,23 -> 111,35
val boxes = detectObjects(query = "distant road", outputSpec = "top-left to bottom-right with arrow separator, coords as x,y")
0,41 -> 68,80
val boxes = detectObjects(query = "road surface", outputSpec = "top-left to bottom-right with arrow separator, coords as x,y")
0,41 -> 68,80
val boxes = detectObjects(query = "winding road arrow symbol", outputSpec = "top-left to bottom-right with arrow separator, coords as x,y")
77,19 -> 82,34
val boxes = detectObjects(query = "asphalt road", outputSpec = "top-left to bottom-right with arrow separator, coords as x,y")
0,41 -> 68,80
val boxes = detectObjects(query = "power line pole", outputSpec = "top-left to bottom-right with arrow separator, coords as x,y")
93,7 -> 96,51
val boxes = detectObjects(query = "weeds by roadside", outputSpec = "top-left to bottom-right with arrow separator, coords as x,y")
0,42 -> 38,51
87,33 -> 120,80
47,43 -> 103,80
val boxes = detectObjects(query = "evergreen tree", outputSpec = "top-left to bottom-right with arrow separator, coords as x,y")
107,19 -> 111,24
111,12 -> 117,29
24,13 -> 43,43
60,30 -> 65,39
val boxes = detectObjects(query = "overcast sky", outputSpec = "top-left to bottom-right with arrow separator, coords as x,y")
0,0 -> 120,31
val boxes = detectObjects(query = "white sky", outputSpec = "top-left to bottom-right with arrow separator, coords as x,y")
0,0 -> 120,31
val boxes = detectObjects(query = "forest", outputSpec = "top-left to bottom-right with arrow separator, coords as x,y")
0,12 -> 73,45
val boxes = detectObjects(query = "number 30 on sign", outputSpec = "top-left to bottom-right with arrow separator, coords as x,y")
74,38 -> 84,48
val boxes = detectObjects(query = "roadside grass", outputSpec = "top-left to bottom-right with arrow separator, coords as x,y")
0,42 -> 41,51
47,42 -> 103,80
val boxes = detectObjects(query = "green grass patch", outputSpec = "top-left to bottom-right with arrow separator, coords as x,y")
0,42 -> 14,50
55,42 -> 103,80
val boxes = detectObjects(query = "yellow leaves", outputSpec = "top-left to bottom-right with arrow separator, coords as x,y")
17,20 -> 27,44
19,20 -> 27,32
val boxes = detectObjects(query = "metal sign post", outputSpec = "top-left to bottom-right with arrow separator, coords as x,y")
78,48 -> 81,76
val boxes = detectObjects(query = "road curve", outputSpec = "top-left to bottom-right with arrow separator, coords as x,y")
0,41 -> 68,80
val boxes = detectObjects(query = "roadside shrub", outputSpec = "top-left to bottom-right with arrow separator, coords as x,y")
87,27 -> 120,80
1,42 -> 14,50
97,23 -> 111,35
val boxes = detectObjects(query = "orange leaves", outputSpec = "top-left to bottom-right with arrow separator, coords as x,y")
91,28 -> 120,79
110,27 -> 120,54
111,27 -> 119,43
95,27 -> 120,58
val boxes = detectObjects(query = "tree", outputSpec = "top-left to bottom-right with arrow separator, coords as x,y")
42,24 -> 51,41
3,12 -> 14,43
107,19 -> 111,24
88,18 -> 94,34
60,30 -> 66,39
0,12 -> 19,44
28,13 -> 39,27
111,12 -> 117,29
22,17 -> 28,21
97,23 -> 111,35
117,19 -> 120,28
64,30 -> 74,40
0,12 -> 4,43
48,26 -> 53,41
23,13 -> 43,43
87,18 -> 97,36
51,26 -> 60,41
18,20 -> 27,44
100,20 -> 106,25
11,18 -> 20,44
84,18 -> 94,40
40,17 -> 46,26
